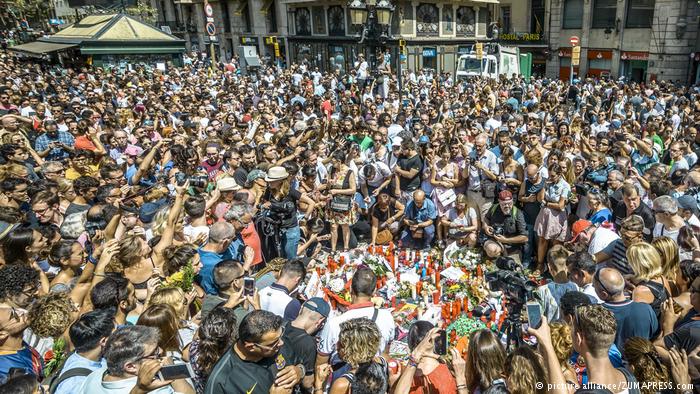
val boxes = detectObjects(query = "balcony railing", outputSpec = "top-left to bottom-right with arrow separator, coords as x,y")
156,20 -> 198,33
416,21 -> 439,36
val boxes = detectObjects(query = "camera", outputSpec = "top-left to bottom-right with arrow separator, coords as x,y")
493,226 -> 504,236
174,173 -> 208,188
485,257 -> 536,301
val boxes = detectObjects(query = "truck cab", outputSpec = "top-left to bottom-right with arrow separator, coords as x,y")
455,44 -> 520,81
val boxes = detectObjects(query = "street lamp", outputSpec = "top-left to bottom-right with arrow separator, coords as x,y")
348,0 -> 394,71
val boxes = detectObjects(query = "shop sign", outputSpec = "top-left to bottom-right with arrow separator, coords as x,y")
241,37 -> 258,45
620,51 -> 648,61
499,32 -> 543,42
422,48 -> 436,57
572,46 -> 581,66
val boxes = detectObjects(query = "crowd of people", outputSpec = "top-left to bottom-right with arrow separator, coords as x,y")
0,47 -> 695,394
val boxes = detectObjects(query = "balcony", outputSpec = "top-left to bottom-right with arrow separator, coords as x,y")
155,20 -> 197,34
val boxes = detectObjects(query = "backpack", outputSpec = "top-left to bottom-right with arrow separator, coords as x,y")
46,364 -> 93,394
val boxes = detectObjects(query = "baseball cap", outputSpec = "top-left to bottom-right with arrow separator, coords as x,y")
677,195 -> 699,216
498,190 -> 513,201
246,169 -> 266,184
571,219 -> 593,242
303,297 -> 330,318
139,199 -> 168,224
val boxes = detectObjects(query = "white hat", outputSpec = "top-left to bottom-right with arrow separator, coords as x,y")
265,166 -> 289,182
217,177 -> 241,192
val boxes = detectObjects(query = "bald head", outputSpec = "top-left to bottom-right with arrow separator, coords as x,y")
597,268 -> 625,297
526,164 -> 539,177
413,190 -> 425,202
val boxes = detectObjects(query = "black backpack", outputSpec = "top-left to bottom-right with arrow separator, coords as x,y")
46,363 -> 93,394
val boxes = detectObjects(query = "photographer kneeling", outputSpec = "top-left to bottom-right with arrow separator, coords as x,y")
482,190 -> 527,262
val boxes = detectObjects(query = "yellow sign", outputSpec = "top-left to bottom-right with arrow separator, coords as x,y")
475,43 -> 483,60
572,45 -> 581,66
265,36 -> 277,44
274,42 -> 280,57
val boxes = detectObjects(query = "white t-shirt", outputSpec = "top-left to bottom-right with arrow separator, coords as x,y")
79,367 -> 175,394
358,162 -> 392,188
446,207 -> 478,236
318,304 -> 395,357
588,227 -> 620,256
653,222 -> 680,242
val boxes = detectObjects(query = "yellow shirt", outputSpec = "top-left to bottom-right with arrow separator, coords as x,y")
66,164 -> 100,180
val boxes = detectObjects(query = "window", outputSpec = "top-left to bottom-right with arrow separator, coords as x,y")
531,0 -> 545,33
222,1 -> 231,33
243,5 -> 252,33
442,5 -> 453,34
456,6 -> 475,37
328,6 -> 345,36
267,1 -> 278,33
295,8 -> 311,36
312,6 -> 326,35
500,6 -> 511,34
626,0 -> 654,28
592,0 -> 616,29
563,0 -> 583,29
416,3 -> 439,36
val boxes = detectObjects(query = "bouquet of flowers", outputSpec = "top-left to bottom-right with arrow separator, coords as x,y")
444,247 -> 482,270
363,254 -> 389,277
163,262 -> 196,293
396,281 -> 413,299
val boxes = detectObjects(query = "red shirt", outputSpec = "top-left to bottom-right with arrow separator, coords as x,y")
409,364 -> 457,394
241,222 -> 263,266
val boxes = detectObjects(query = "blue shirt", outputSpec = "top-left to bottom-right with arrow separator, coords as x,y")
404,199 -> 437,223
197,248 -> 224,295
54,353 -> 105,394
0,342 -> 43,384
35,131 -> 75,161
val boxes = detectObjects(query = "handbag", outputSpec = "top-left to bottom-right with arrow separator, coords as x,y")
330,170 -> 353,212
376,229 -> 393,245
482,180 -> 496,199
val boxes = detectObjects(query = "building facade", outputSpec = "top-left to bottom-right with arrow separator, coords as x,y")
150,0 -> 700,84
152,0 -> 550,74
546,0 -> 700,83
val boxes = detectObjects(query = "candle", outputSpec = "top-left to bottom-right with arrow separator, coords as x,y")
411,284 -> 417,300
432,290 -> 439,304
391,296 -> 397,308
416,281 -> 423,297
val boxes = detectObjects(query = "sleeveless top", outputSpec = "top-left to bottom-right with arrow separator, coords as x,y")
639,279 -> 669,324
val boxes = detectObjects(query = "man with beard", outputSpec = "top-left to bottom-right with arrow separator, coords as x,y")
201,143 -> 223,181
234,145 -> 257,186
34,119 -> 74,161
52,309 -> 115,394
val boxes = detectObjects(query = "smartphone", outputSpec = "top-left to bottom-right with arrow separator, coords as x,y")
433,330 -> 447,355
244,277 -> 255,296
526,301 -> 543,329
157,363 -> 195,381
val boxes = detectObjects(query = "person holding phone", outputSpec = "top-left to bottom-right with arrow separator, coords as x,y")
393,322 -> 457,394
79,325 -> 195,394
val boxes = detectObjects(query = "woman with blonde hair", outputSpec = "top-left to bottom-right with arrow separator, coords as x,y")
548,322 -> 578,390
136,303 -> 184,360
441,193 -> 479,246
623,337 -> 670,394
652,236 -> 680,293
148,286 -> 198,348
503,346 -> 548,394
56,178 -> 76,215
466,329 -> 506,393
328,317 -> 388,394
627,242 -> 671,324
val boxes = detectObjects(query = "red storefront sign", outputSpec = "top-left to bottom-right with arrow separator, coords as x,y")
620,51 -> 649,61
587,50 -> 612,60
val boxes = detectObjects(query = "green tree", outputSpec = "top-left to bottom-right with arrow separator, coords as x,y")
125,0 -> 157,24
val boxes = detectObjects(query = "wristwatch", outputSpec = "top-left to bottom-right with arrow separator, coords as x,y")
296,363 -> 306,377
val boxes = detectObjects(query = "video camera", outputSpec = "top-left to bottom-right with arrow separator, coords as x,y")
484,257 -> 537,306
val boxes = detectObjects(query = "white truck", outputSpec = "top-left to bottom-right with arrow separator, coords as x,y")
455,44 -> 520,81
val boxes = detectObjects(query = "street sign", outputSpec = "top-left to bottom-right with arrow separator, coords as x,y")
475,42 -> 483,60
422,48 -> 436,57
206,17 -> 214,23
572,45 -> 581,66
206,22 -> 216,36
205,3 -> 213,17
569,35 -> 579,47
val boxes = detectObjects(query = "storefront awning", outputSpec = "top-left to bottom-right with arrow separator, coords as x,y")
9,41 -> 77,56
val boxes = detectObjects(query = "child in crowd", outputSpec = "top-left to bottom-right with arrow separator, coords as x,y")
536,245 -> 579,321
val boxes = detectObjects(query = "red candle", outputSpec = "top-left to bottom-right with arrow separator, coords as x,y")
435,269 -> 441,285
416,281 -> 423,296
432,290 -> 439,304
391,296 -> 397,308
